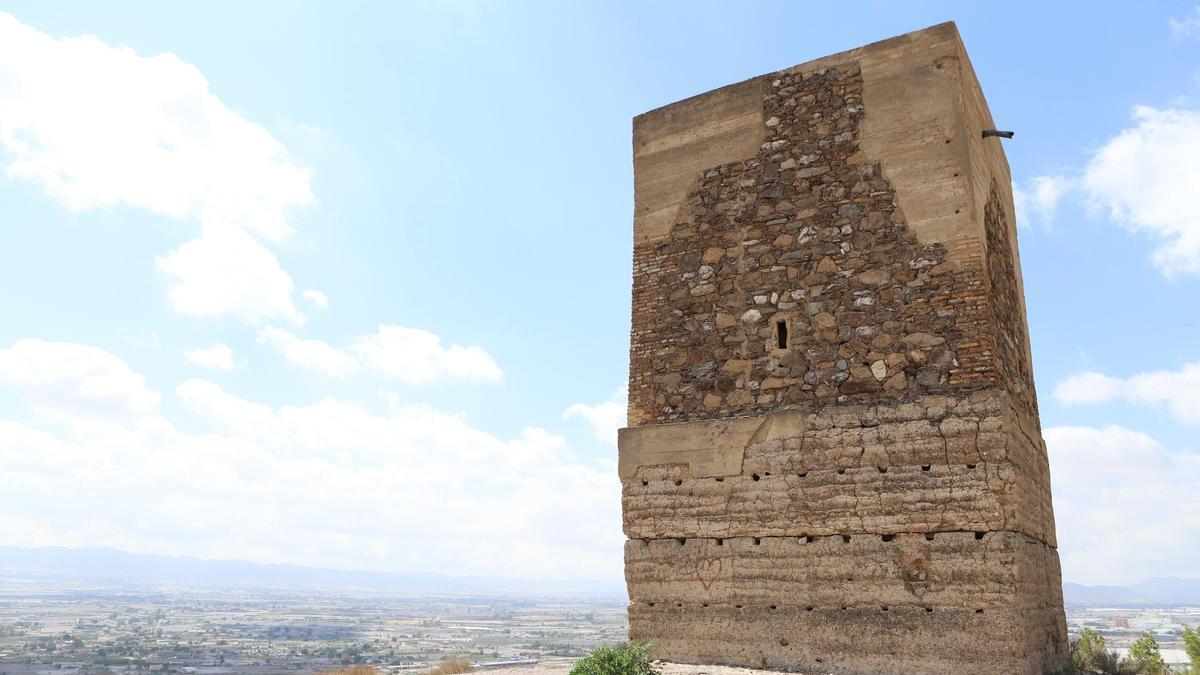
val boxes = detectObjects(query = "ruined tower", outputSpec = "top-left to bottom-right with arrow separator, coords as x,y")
619,23 -> 1067,674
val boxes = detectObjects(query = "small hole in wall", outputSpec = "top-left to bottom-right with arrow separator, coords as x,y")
881,606 -> 889,612
752,473 -> 760,481
976,609 -> 984,614
841,535 -> 851,543
778,638 -> 788,647
736,605 -> 743,609
770,605 -> 777,610
676,603 -> 683,608
837,468 -> 846,475
702,603 -> 708,607
925,607 -> 934,613
676,538 -> 686,545
798,472 -> 808,479
776,319 -> 789,349
715,477 -> 724,482
754,537 -> 762,545
648,602 -> 656,607
925,533 -> 935,541
975,531 -> 985,540
955,209 -> 961,214
716,538 -> 724,546
674,479 -> 683,486
877,466 -> 887,473
944,139 -> 951,144
641,480 -> 648,486
921,464 -> 931,472
805,535 -> 814,543
881,534 -> 895,542
805,606 -> 814,612
966,463 -> 977,469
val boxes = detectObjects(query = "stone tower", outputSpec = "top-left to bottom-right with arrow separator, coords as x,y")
619,23 -> 1067,674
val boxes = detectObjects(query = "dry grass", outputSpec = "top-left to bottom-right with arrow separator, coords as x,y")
427,657 -> 473,674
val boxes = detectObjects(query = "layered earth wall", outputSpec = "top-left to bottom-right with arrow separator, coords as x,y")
620,22 -> 1067,674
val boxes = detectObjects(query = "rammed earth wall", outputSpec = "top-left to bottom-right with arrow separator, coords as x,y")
620,22 -> 1066,675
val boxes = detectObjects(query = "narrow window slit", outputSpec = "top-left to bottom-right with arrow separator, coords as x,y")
841,535 -> 851,543
776,319 -> 788,349
716,538 -> 724,546
975,609 -> 984,614
753,537 -> 762,545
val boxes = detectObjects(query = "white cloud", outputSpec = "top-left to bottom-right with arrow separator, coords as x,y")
1052,370 -> 1124,405
0,341 -> 621,582
1081,106 -> 1200,276
0,339 -> 160,420
1170,5 -> 1200,43
1028,175 -> 1074,226
563,386 -> 627,445
1054,362 -> 1200,425
257,325 -> 502,384
1047,425 -> 1200,585
303,289 -> 329,310
184,344 -> 239,372
0,13 -> 313,320
256,326 -> 358,377
157,221 -> 303,323
0,12 -> 312,241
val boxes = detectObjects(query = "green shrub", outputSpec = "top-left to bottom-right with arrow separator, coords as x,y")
569,643 -> 657,675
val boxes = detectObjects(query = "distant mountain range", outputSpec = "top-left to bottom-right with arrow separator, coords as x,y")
2,545 -> 1196,607
1063,578 -> 1200,607
0,545 -> 626,598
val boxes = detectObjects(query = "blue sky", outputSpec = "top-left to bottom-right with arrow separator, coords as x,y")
0,1 -> 1197,587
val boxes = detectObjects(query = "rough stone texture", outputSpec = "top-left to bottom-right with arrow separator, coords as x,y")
620,22 -> 1066,674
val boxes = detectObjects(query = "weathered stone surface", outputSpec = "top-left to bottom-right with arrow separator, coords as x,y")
625,531 -> 1063,611
628,604 -> 1065,675
621,21 -> 1065,674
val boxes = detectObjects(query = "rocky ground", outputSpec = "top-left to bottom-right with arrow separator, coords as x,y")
492,661 -> 791,675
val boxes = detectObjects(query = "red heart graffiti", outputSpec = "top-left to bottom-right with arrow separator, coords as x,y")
696,558 -> 723,590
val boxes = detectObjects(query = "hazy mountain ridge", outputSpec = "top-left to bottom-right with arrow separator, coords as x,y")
0,545 -> 625,597
1063,578 -> 1200,606
4,546 -> 1198,606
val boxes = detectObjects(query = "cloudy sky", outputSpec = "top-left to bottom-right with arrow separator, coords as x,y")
0,2 -> 1197,588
